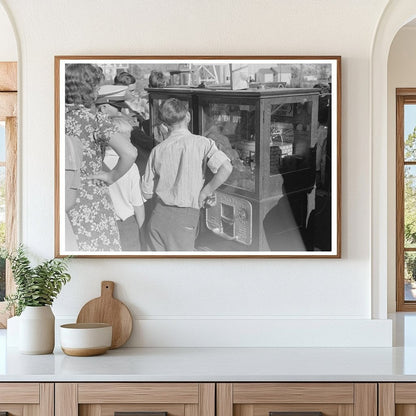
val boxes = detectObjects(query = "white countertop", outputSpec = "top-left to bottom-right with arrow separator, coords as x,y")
2,345 -> 416,382
3,313 -> 416,382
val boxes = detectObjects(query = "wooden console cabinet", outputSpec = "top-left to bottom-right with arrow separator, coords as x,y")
5,381 -> 416,416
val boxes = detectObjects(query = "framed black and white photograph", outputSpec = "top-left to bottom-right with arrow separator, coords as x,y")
55,56 -> 341,258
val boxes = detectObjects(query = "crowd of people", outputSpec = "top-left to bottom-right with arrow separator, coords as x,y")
64,64 -> 232,252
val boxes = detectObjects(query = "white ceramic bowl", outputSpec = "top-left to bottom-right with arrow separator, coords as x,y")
60,323 -> 112,356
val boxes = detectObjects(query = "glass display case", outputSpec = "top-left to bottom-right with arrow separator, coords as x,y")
147,87 -> 320,251
200,101 -> 256,193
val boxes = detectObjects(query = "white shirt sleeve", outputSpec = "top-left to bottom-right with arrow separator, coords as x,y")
141,149 -> 156,197
205,138 -> 230,174
129,164 -> 144,207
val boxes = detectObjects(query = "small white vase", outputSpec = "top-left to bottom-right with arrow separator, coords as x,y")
19,306 -> 55,354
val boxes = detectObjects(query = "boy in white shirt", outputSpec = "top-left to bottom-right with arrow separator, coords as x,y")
104,117 -> 145,251
142,98 -> 232,251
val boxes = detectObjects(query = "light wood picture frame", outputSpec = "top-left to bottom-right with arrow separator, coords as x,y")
55,56 -> 341,258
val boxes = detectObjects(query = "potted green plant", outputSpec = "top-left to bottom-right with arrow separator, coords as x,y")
4,245 -> 71,354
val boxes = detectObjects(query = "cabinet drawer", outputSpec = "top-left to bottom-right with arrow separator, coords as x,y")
218,383 -> 376,416
0,383 -> 39,403
78,383 -> 200,404
56,383 -> 215,416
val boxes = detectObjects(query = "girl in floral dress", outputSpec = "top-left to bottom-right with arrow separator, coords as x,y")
65,64 -> 137,252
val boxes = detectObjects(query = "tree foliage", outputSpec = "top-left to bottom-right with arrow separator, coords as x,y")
405,127 -> 416,247
404,126 -> 416,280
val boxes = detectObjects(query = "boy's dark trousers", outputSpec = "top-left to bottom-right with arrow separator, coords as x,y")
147,199 -> 200,251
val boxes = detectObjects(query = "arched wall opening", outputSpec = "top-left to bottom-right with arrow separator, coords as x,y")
387,20 -> 416,313
371,1 -> 416,318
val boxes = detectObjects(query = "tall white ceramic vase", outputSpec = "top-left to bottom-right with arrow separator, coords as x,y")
18,306 -> 55,354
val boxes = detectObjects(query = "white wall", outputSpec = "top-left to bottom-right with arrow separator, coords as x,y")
0,0 -> 393,347
387,26 -> 416,312
0,3 -> 16,61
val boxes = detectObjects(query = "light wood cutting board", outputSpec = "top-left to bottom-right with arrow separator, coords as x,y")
76,281 -> 133,349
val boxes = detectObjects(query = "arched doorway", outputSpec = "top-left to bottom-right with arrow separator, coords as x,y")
371,1 -> 416,318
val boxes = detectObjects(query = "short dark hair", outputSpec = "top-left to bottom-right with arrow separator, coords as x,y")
149,70 -> 167,88
159,98 -> 188,126
114,71 -> 136,85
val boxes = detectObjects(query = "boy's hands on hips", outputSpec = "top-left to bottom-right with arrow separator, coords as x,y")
198,185 -> 214,208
